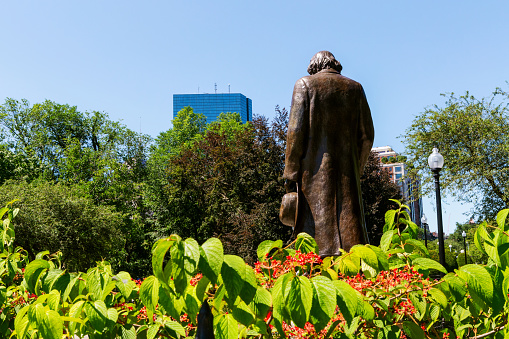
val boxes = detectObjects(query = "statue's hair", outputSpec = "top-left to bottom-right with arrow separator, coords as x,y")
307,51 -> 343,75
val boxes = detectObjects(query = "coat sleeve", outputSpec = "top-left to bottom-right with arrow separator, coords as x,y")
357,85 -> 375,171
283,78 -> 309,182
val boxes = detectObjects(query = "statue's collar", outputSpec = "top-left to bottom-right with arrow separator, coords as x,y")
317,68 -> 341,75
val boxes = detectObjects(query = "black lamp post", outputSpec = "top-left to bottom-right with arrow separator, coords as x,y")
428,147 -> 445,267
421,214 -> 428,248
462,231 -> 467,264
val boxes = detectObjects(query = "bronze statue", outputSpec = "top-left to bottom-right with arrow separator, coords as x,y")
281,51 -> 374,255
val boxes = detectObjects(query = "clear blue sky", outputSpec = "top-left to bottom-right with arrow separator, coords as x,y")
1,1 -> 508,234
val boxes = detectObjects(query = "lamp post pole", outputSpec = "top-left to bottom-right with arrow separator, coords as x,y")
462,231 -> 467,264
429,148 -> 446,268
433,168 -> 445,267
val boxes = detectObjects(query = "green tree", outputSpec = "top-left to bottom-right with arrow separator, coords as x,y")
150,108 -> 291,263
0,180 -> 125,272
0,145 -> 45,184
144,107 -> 207,237
402,88 -> 509,219
361,152 -> 402,246
0,98 -> 153,275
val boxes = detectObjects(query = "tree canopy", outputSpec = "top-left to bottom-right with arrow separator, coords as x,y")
402,88 -> 509,219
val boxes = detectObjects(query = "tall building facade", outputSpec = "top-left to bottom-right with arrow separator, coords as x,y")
371,146 -> 423,224
173,93 -> 253,123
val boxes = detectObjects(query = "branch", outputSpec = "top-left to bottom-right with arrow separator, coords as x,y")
469,325 -> 505,339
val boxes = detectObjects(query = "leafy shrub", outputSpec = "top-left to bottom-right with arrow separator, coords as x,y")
2,200 -> 509,338
0,180 -> 125,271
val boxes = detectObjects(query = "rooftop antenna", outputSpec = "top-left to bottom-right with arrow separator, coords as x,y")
228,84 -> 230,93
215,83 -> 217,94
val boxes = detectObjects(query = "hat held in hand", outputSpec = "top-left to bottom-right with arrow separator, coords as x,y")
279,192 -> 298,227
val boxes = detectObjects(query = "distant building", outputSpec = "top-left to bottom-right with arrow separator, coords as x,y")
371,146 -> 423,225
173,93 -> 253,123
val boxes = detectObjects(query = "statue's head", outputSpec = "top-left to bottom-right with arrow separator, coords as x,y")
307,51 -> 342,75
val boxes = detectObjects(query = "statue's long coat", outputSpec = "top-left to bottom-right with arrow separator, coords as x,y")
283,68 -> 374,255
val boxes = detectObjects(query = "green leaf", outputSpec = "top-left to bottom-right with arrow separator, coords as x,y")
428,288 -> 448,309
351,245 -> 378,270
171,238 -> 187,295
14,305 -> 30,339
147,324 -> 161,339
164,321 -> 186,338
63,273 -> 81,304
271,272 -> 293,337
295,232 -> 319,254
232,300 -> 255,326
107,307 -> 118,324
338,255 -> 360,276
384,210 -> 397,232
443,273 -> 467,302
403,321 -> 424,339
249,287 -> 271,319
41,309 -> 64,339
286,275 -> 313,328
199,238 -> 224,284
195,275 -> 211,302
214,313 -> 238,339
151,236 -> 178,285
409,292 -> 427,321
483,230 -> 501,266
356,293 -> 375,321
368,245 -> 389,271
405,239 -> 429,256
84,300 -> 108,333
221,255 -> 246,304
159,287 -> 184,320
380,230 -> 395,252
412,257 -> 447,274
139,276 -> 160,321
51,272 -> 71,296
184,289 -> 200,325
24,259 -> 50,293
457,264 -> 493,305
184,238 -> 200,275
47,290 -> 60,311
310,276 -> 336,332
474,224 -> 488,255
114,271 -> 136,299
68,300 -> 85,335
257,239 -> 283,260
503,270 -> 509,303
361,259 -> 377,279
497,209 -> 509,231
333,280 -> 358,324
240,264 -> 257,305
430,304 -> 440,321
121,325 -> 136,339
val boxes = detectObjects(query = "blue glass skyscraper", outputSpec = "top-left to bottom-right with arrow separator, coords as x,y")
173,93 -> 253,123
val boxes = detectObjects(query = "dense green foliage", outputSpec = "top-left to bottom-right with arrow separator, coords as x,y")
361,152 -> 402,246
3,201 -> 509,338
0,181 -> 125,272
402,88 -> 509,219
0,97 -> 406,275
151,109 -> 291,264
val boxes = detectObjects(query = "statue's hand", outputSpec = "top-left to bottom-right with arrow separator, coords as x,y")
285,180 -> 297,193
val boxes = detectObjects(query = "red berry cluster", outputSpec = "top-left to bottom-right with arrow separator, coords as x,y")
254,250 -> 322,288
190,273 -> 203,286
132,278 -> 143,287
137,305 -> 157,322
114,302 -> 134,312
